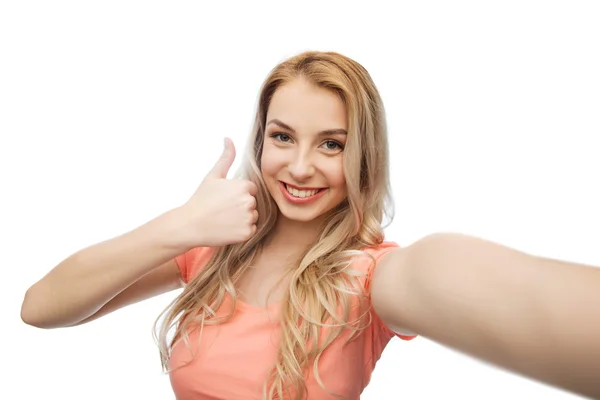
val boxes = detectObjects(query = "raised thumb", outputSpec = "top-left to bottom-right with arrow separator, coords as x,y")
207,137 -> 236,179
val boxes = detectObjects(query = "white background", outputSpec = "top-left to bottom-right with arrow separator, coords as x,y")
2,1 -> 599,399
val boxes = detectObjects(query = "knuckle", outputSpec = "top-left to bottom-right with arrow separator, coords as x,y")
247,196 -> 256,209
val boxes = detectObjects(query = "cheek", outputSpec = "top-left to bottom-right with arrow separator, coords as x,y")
324,158 -> 346,188
260,145 -> 282,177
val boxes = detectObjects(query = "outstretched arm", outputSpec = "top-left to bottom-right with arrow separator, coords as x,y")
371,232 -> 600,399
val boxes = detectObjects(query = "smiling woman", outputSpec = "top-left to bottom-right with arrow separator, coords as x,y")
20,49 -> 600,400
260,78 -> 350,225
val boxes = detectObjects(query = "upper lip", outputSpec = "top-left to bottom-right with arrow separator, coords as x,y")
281,181 -> 326,191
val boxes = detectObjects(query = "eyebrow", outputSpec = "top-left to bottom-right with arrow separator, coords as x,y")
266,119 -> 347,136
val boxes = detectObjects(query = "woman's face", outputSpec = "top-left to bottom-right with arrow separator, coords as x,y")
261,77 -> 348,223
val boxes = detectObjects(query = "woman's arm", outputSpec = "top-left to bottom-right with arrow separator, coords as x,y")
21,208 -> 191,329
371,232 -> 600,399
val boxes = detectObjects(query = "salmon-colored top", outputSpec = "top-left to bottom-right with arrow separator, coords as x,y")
169,242 -> 416,400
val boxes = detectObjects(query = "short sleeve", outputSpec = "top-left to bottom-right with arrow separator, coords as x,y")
361,241 -> 417,342
174,247 -> 215,284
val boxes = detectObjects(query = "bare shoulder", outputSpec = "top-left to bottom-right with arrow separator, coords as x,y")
370,246 -> 418,337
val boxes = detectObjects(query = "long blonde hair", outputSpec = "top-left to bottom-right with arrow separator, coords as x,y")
153,51 -> 394,399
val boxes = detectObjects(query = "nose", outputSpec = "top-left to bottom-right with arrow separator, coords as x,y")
288,150 -> 315,182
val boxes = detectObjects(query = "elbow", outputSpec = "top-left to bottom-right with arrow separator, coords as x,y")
21,309 -> 44,329
21,289 -> 43,328
20,287 -> 55,329
21,286 -> 90,329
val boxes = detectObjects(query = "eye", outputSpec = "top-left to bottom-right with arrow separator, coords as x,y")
321,140 -> 344,151
270,132 -> 292,143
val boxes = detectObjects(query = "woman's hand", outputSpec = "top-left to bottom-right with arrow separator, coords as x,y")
177,138 -> 259,248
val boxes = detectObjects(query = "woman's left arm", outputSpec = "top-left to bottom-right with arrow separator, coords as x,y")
371,232 -> 600,399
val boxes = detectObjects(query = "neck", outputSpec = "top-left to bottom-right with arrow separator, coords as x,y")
264,212 -> 324,254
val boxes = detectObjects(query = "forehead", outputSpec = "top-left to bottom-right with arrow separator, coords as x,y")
266,78 -> 348,131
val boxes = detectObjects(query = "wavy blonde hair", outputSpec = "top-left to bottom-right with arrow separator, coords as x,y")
153,50 -> 394,399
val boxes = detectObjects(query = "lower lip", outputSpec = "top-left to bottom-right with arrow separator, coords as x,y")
279,182 -> 327,205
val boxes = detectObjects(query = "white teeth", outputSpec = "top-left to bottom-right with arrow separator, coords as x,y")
285,184 -> 320,198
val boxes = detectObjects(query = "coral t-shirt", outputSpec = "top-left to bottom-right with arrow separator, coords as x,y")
169,241 -> 416,399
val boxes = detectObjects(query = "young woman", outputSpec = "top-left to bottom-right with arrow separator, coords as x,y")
21,51 -> 600,399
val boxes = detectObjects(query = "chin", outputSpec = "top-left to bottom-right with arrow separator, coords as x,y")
276,206 -> 327,223
273,195 -> 346,224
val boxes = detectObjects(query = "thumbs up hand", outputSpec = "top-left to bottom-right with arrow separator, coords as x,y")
178,138 -> 259,248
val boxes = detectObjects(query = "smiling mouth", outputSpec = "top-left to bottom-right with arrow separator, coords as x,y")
281,182 -> 326,198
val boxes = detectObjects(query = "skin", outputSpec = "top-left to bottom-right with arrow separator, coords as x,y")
260,77 -> 349,252
21,74 -> 598,398
235,76 -> 354,308
256,76 -> 600,398
373,234 -> 600,398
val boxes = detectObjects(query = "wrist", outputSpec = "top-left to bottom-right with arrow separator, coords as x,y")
149,207 -> 198,254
